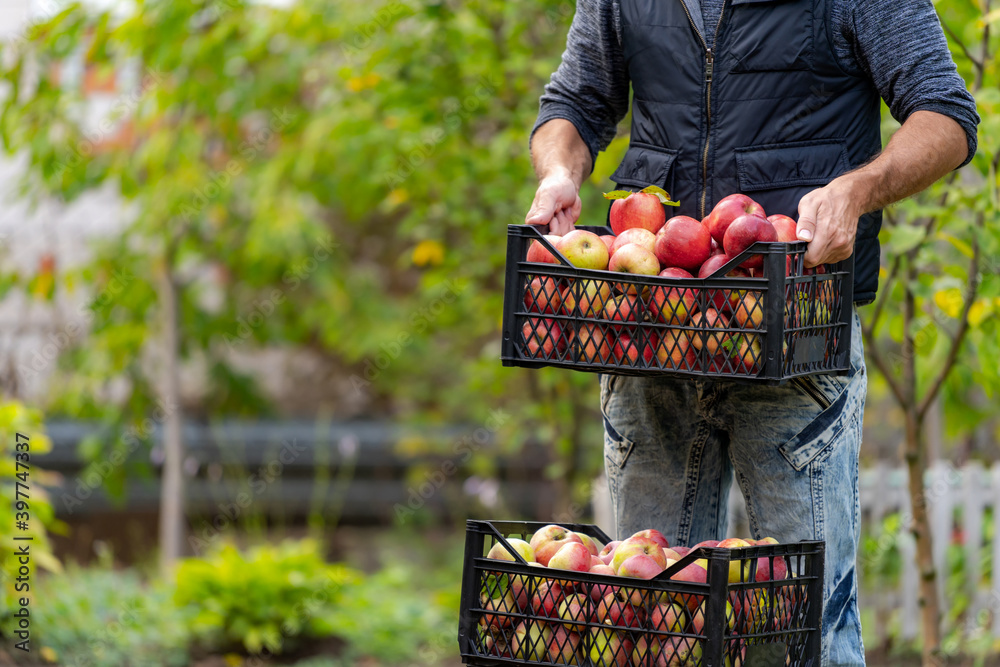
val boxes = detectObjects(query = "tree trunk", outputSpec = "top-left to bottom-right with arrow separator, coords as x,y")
159,268 -> 185,574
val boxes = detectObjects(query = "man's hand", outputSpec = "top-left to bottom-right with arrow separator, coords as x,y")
525,171 -> 582,236
796,177 -> 864,267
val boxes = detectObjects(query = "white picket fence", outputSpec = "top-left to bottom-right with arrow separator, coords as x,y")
592,461 -> 1000,638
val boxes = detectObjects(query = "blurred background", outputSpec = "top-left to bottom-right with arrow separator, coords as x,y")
0,0 -> 997,665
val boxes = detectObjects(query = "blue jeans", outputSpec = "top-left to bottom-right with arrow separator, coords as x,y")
601,309 -> 866,667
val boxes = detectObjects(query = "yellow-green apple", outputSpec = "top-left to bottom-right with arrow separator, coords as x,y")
718,538 -> 753,583
487,538 -> 536,563
632,635 -> 665,666
610,227 -> 657,256
690,309 -> 728,355
725,639 -> 747,667
506,573 -> 530,611
728,589 -> 766,633
655,329 -> 691,369
562,279 -> 613,317
600,234 -> 617,253
655,216 -> 713,271
603,295 -> 641,332
527,235 -> 563,264
548,626 -> 581,665
649,267 -> 696,325
574,532 -> 602,557
596,589 -> 641,628
524,276 -> 562,314
574,323 -> 613,364
531,525 -> 584,566
557,592 -> 592,631
663,547 -> 681,561
610,191 -> 667,235
662,636 -> 703,667
589,626 -> 634,667
723,215 -> 778,270
733,335 -> 762,375
631,529 -> 670,549
705,194 -> 766,244
599,540 -> 622,565
757,536 -> 779,545
560,229 -> 610,270
531,580 -> 565,618
650,601 -> 686,632
549,542 -> 594,573
513,620 -> 553,661
767,214 -> 799,243
732,292 -> 763,329
689,600 -> 737,635
480,588 -> 519,629
522,318 -> 566,359
611,535 -> 669,573
609,243 -> 660,294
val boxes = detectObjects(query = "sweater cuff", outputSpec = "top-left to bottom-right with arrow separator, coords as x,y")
530,102 -> 603,166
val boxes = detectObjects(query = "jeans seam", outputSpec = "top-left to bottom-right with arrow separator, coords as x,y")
677,421 -> 710,546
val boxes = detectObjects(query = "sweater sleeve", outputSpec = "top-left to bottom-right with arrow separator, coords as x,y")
838,0 -> 980,167
529,0 -> 630,163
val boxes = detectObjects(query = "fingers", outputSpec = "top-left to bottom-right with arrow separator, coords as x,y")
525,189 -> 557,227
796,193 -> 819,243
552,209 -> 574,236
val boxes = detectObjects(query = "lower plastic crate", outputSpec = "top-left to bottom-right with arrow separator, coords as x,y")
458,520 -> 824,667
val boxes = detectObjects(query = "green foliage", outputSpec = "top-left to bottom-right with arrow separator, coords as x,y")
0,401 -> 64,626
32,563 -> 190,666
173,539 -> 361,654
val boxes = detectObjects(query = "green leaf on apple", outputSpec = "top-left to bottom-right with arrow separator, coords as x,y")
602,190 -> 635,200
640,185 -> 681,206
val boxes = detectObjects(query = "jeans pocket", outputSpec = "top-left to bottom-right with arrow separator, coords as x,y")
778,385 -> 853,471
600,374 -> 634,469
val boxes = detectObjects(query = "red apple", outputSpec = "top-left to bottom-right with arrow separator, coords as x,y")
671,546 -> 692,558
588,563 -> 618,602
610,192 -> 667,235
549,542 -> 593,573
612,333 -> 641,366
557,592 -> 593,632
704,194 -> 766,244
733,335 -> 762,374
697,256 -> 750,313
689,308 -> 727,355
531,580 -> 565,618
589,626 -> 634,667
655,329 -> 690,369
527,234 -> 563,264
710,237 -> 724,256
723,215 -> 778,270
655,216 -> 713,271
691,540 -> 720,550
574,323 -> 613,364
610,227 -> 657,256
603,295 -> 641,332
600,234 -> 617,253
560,229 -> 610,270
480,587 -> 519,629
630,529 -> 670,549
596,590 -> 641,628
617,553 -> 664,580
611,536 -> 669,573
562,279 -> 613,317
661,636 -> 703,667
767,214 -> 798,243
732,292 -> 764,329
650,601 -> 687,632
524,276 -> 562,314
599,540 -> 621,565
649,267 -> 696,325
522,318 -> 566,359
608,243 -> 660,294
548,625 -> 581,664
669,562 -> 708,611
513,620 -> 553,661
530,525 -> 584,566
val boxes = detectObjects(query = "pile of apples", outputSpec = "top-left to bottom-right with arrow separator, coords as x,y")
522,191 -> 831,373
477,524 -> 800,666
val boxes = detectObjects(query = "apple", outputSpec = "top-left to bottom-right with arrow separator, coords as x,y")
669,562 -> 708,611
612,333 -> 641,366
710,237 -> 724,256
655,216 -> 713,271
630,529 -> 669,549
531,580 -> 565,618
549,542 -> 593,573
704,194 -> 766,244
691,540 -> 720,550
610,227 -> 657,256
524,276 -> 562,314
530,525 -> 584,566
600,234 -> 617,253
611,536 -> 669,573
655,328 -> 690,369
757,536 -> 780,545
591,555 -> 605,569
732,291 -> 764,329
723,215 -> 778,270
589,626 -> 634,667
649,267 -> 696,325
650,601 -> 686,632
556,592 -> 592,631
603,294 -> 641,332
574,532 -> 602,557
671,546 -> 692,558
480,588 -> 519,629
718,538 -> 753,583
588,564 -> 618,602
609,243 -> 660,293
513,620 -> 553,661
599,540 -> 621,565
661,636 -> 703,667
522,318 -> 566,359
562,279 -> 613,317
767,214 -> 799,243
487,538 -> 536,563
560,229 -> 611,270
689,308 -> 728,356
527,234 -> 563,264
690,600 -> 737,635
574,323 -> 613,364
733,335 -> 762,374
596,589 -> 641,628
483,630 -> 513,658
632,635 -> 664,667
617,553 -> 664,581
697,255 -> 751,313
663,547 -> 681,561
610,192 -> 666,235
548,625 -> 581,665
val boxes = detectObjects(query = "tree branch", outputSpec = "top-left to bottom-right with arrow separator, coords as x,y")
917,212 -> 983,418
866,255 -> 901,337
862,325 -> 909,407
942,19 -> 984,73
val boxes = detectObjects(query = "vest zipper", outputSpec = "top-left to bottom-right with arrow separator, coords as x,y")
676,0 -> 728,219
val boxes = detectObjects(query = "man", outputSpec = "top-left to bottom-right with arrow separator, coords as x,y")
525,1 -> 978,665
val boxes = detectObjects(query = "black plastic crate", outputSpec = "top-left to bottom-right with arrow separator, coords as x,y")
500,224 -> 854,384
458,520 -> 824,667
